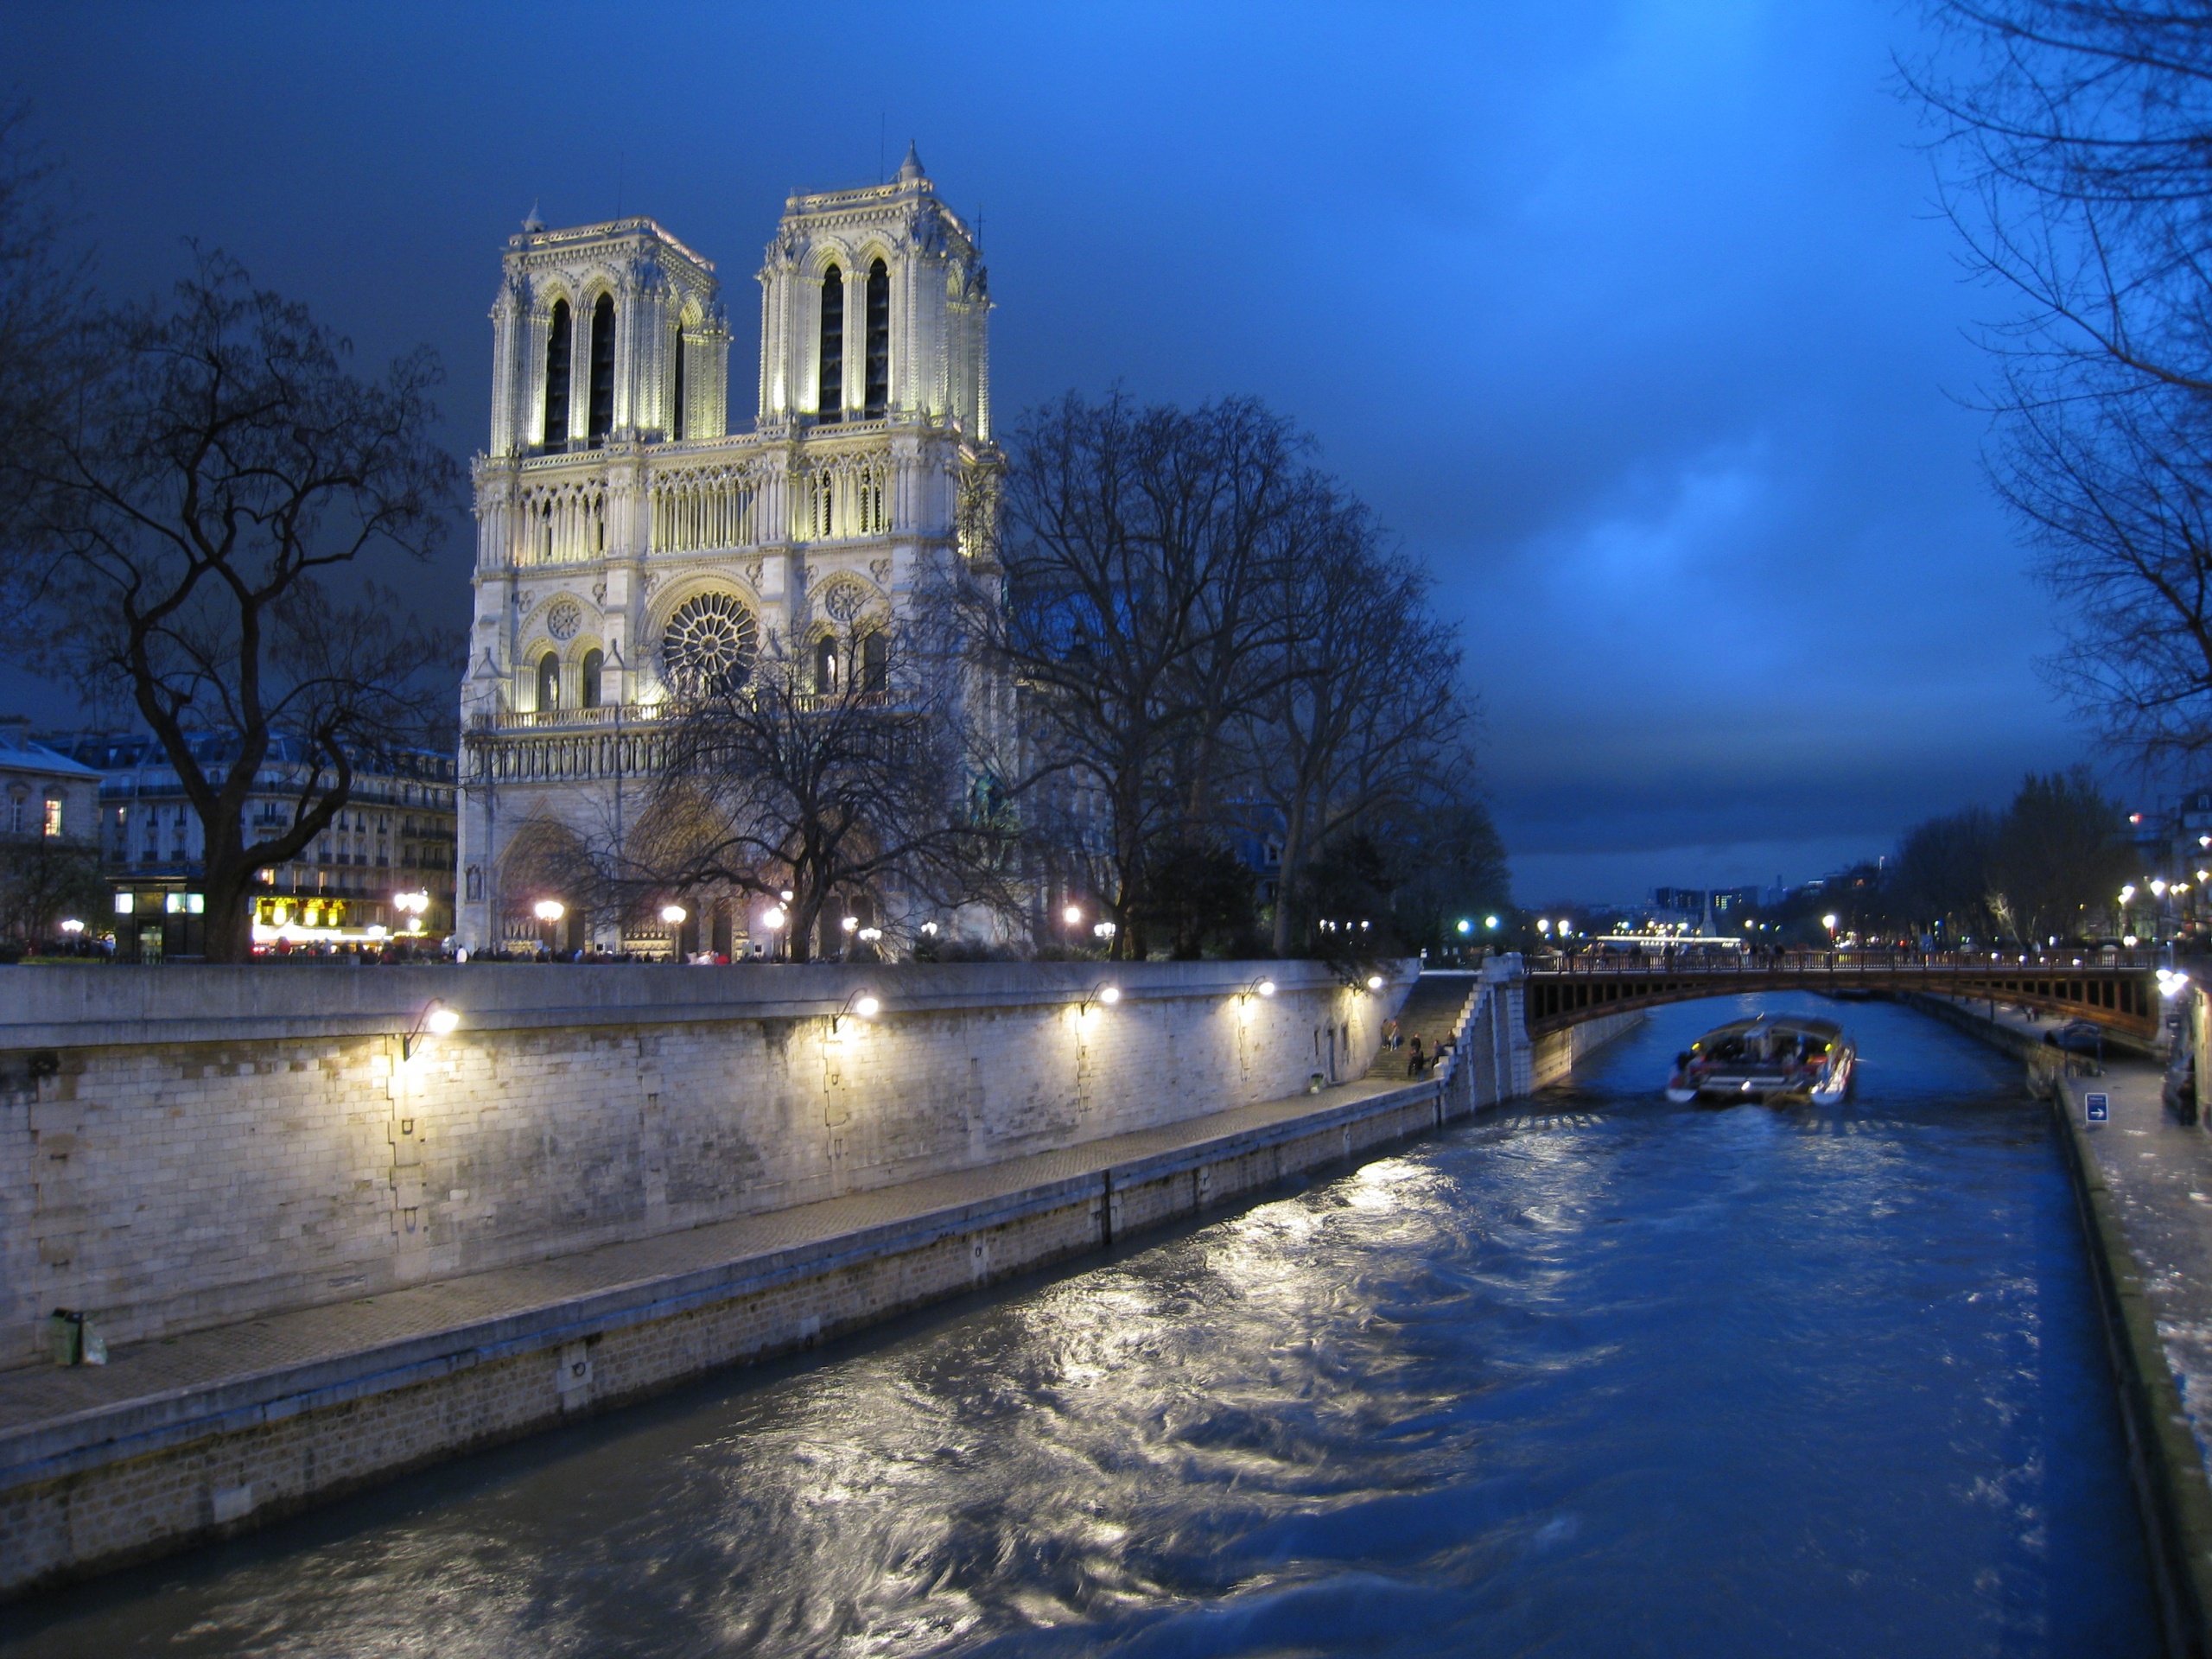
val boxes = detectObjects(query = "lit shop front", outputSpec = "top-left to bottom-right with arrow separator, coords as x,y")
251,891 -> 435,950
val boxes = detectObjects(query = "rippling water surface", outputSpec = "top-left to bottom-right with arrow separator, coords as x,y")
0,995 -> 2164,1657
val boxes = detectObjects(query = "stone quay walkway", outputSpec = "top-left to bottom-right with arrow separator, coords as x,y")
0,1071 -> 1435,1463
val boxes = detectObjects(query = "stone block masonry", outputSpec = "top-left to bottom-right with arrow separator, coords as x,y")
0,1068 -> 1464,1598
0,960 -> 1408,1370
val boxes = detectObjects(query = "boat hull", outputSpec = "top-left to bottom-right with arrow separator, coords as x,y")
1666,1017 -> 1855,1108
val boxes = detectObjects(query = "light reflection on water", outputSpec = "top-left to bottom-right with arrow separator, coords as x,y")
0,995 -> 2163,1657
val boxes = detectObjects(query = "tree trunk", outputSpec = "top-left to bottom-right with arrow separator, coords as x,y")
201,855 -> 257,963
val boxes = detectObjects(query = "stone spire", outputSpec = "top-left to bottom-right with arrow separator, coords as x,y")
897,142 -> 925,184
522,200 -> 545,232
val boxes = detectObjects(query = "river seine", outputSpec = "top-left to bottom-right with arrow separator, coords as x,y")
0,993 -> 2164,1656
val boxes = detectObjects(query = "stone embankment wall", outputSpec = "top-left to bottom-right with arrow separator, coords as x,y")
1529,1006 -> 1648,1090
0,961 -> 1406,1367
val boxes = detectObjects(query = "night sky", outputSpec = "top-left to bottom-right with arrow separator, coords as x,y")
6,2 -> 2082,905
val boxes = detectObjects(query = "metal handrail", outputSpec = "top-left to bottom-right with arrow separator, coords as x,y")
1526,948 -> 2164,976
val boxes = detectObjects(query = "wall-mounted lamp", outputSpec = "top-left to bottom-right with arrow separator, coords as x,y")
1365,974 -> 1385,991
830,988 -> 881,1037
1079,982 -> 1121,1015
402,998 -> 461,1061
1243,977 -> 1277,1000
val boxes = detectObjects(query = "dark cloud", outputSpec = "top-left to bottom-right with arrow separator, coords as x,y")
7,1 -> 2084,900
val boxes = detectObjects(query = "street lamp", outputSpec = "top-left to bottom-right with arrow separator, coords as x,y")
830,988 -> 881,1037
533,899 -> 564,923
660,904 -> 687,926
401,998 -> 461,1060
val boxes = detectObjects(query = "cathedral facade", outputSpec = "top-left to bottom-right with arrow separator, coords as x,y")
454,147 -> 1001,956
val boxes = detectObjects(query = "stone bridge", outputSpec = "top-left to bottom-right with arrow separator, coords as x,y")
1521,952 -> 2166,1043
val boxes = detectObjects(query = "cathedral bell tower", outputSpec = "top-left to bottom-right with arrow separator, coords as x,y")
488,214 -> 730,455
755,143 -> 990,438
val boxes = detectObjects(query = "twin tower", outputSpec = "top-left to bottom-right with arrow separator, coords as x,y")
455,147 -> 1004,955
484,143 -> 991,456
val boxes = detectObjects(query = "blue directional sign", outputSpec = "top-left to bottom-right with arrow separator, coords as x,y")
2086,1092 -> 2110,1123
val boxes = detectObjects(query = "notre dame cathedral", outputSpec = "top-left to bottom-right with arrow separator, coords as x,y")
454,146 -> 1002,956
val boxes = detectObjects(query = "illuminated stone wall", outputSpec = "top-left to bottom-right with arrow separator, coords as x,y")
0,960 -> 1408,1366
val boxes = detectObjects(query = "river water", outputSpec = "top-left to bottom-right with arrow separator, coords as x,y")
0,994 -> 2164,1657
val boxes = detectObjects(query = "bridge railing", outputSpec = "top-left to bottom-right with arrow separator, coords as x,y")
1527,948 -> 2164,976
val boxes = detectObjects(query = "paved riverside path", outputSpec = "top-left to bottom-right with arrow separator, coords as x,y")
0,1072 -> 1433,1445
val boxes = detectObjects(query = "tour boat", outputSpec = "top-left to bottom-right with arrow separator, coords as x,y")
1665,1014 -> 1855,1106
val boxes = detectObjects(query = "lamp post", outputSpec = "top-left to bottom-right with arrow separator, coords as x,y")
533,899 -> 564,956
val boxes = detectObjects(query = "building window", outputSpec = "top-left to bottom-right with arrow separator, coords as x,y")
864,258 -> 889,416
6,791 -> 22,836
671,323 -> 687,441
588,294 -> 616,445
42,796 -> 62,837
582,647 -> 604,709
537,651 -> 560,712
543,299 -> 572,452
861,630 -> 887,694
817,265 -> 843,423
815,634 -> 840,696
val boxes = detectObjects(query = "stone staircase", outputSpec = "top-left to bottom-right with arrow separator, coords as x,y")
1368,971 -> 1481,1080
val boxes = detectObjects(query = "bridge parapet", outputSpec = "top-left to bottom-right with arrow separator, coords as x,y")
1522,953 -> 2163,1039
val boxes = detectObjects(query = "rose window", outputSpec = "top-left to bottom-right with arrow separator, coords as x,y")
660,593 -> 759,693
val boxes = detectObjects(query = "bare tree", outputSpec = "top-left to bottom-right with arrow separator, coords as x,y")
1911,5 -> 2212,760
1236,501 -> 1471,953
640,626 -> 1015,961
2,255 -> 459,960
1988,765 -> 2138,940
1912,4 -> 2212,397
1886,804 -> 2003,938
1996,379 -> 2212,757
988,392 -> 1331,955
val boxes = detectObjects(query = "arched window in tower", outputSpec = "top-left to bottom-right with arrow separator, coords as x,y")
670,321 -> 687,441
587,294 -> 616,445
543,300 -> 572,453
817,264 -> 843,423
537,652 -> 560,712
864,258 -> 889,416
581,648 -> 604,709
861,630 -> 887,695
815,633 -> 841,696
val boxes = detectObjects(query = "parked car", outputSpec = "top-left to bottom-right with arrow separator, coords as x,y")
2044,1020 -> 2107,1057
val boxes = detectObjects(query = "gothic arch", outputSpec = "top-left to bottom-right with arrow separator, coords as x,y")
495,816 -> 592,936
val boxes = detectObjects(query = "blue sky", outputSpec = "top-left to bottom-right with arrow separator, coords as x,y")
7,1 -> 2083,904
